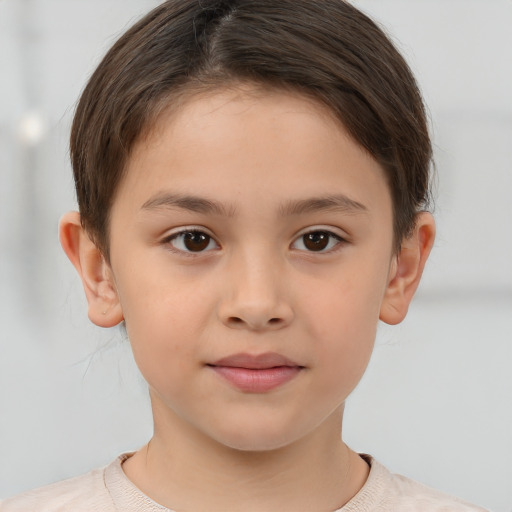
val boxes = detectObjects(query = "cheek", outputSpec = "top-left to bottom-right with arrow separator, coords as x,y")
116,272 -> 213,389
303,265 -> 385,341
309,308 -> 376,409
299,262 -> 388,390
313,301 -> 376,390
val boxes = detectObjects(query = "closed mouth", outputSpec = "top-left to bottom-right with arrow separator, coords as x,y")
209,352 -> 302,370
207,352 -> 304,392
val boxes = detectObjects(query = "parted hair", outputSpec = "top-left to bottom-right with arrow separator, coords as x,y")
70,0 -> 432,259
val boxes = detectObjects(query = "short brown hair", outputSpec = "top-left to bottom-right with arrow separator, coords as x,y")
71,0 -> 432,259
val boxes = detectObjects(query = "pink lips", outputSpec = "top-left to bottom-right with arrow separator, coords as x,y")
208,353 -> 303,393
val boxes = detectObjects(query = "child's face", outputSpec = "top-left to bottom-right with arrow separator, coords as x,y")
106,86 -> 397,451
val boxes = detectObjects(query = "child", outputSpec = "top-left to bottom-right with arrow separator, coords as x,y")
1,0 -> 489,510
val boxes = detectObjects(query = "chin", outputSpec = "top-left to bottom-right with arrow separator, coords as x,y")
208,421 -> 306,453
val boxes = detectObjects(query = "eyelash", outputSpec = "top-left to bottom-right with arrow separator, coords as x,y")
163,229 -> 220,256
291,229 -> 345,253
162,227 -> 346,255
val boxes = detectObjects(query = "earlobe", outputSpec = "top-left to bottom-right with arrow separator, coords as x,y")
379,212 -> 436,325
59,211 -> 124,328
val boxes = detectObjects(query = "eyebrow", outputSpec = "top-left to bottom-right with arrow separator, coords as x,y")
141,193 -> 235,216
279,195 -> 368,216
140,192 -> 367,217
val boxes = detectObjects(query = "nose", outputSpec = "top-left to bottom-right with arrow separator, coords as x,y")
217,250 -> 294,331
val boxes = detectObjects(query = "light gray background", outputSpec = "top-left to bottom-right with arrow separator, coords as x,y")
0,1 -> 511,510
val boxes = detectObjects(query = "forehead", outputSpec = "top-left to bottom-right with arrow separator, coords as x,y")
115,85 -> 392,222
140,84 -> 343,160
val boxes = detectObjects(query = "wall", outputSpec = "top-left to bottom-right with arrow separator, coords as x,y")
0,1 -> 510,510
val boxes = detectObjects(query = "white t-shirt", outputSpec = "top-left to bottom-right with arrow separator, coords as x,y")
0,453 -> 489,511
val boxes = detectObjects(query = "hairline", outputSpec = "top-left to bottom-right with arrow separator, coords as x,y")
99,79 -> 391,261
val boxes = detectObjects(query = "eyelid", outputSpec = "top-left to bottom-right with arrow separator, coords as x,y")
290,226 -> 349,253
161,226 -> 220,255
162,225 -> 216,239
294,225 -> 349,241
160,225 -> 348,255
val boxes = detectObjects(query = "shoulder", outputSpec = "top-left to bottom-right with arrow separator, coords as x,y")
341,455 -> 490,512
388,470 -> 489,511
0,465 -> 114,512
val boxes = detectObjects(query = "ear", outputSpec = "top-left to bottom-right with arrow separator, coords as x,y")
59,211 -> 124,328
379,212 -> 436,325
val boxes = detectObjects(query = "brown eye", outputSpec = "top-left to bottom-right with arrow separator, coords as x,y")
303,232 -> 329,251
168,230 -> 218,253
292,230 -> 343,252
184,231 -> 210,251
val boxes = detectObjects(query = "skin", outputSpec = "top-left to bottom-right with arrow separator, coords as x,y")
60,85 -> 435,511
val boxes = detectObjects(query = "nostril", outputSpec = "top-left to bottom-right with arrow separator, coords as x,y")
225,316 -> 284,329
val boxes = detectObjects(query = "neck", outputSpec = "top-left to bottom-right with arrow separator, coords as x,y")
123,396 -> 369,512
